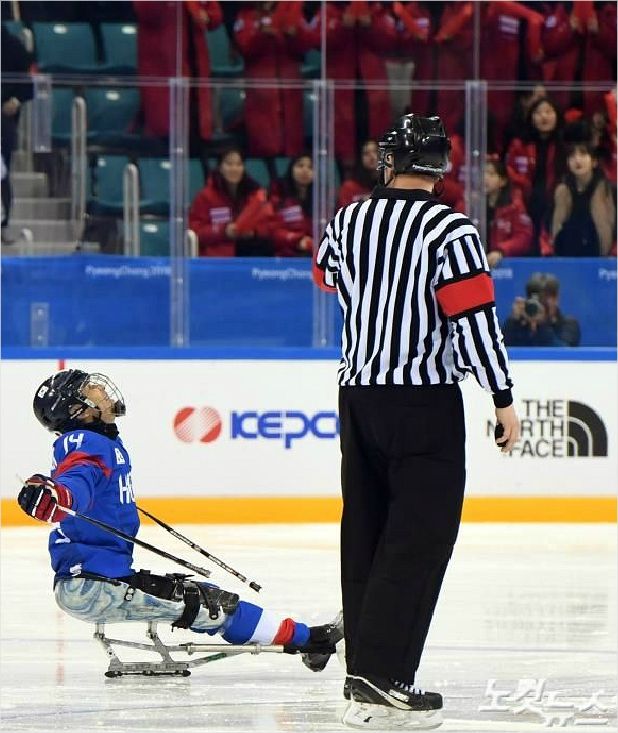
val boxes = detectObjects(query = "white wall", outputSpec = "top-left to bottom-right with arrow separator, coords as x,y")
2,359 -> 616,498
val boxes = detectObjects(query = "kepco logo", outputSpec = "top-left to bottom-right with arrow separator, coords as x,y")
173,406 -> 339,449
231,410 -> 339,449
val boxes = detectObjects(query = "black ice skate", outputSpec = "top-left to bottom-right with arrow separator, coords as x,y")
342,676 -> 443,730
349,675 -> 442,711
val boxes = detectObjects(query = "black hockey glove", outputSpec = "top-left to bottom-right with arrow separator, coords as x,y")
18,474 -> 73,523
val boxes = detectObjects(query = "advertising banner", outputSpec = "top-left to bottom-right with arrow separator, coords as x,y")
2,359 -> 616,501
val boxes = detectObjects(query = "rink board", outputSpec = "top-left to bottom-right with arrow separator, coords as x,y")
1,357 -> 616,523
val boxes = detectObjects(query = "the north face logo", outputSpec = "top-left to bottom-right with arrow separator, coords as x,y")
489,399 -> 608,458
566,401 -> 608,457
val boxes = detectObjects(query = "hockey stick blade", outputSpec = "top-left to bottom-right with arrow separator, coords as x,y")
57,504 -> 212,579
137,505 -> 262,592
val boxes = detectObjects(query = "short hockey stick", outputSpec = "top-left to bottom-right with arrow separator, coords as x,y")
56,504 -> 213,580
137,505 -> 262,593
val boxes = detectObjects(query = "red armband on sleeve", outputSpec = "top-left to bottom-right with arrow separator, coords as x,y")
436,272 -> 495,318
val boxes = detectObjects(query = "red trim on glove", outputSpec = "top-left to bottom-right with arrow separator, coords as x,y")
436,272 -> 495,317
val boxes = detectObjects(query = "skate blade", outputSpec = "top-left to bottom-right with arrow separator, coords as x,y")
342,701 -> 443,730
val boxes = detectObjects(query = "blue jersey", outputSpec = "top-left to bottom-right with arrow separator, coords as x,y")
48,429 -> 138,580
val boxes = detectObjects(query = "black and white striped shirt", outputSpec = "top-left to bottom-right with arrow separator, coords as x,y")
315,187 -> 513,407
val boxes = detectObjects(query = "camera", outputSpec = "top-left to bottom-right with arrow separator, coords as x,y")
524,296 -> 542,318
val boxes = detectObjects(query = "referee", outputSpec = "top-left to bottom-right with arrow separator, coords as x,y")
315,114 -> 520,729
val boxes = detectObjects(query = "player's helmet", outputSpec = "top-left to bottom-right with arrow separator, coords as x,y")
33,369 -> 126,433
378,114 -> 451,180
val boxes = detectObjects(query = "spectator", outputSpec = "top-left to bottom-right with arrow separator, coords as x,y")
502,272 -> 581,346
337,139 -> 379,208
234,2 -> 315,158
547,141 -> 616,257
574,1 -> 617,118
1,25 -> 33,244
506,96 -> 566,248
134,1 -> 222,158
480,2 -> 544,152
189,147 -> 274,257
270,153 -> 314,257
434,2 -> 473,137
485,155 -> 534,269
537,2 -> 580,112
393,1 -> 435,118
310,1 -> 397,171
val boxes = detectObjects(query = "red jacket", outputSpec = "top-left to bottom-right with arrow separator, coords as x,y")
134,1 -> 222,139
234,5 -> 314,156
581,2 -> 617,116
505,137 -> 562,200
337,179 -> 373,208
270,189 -> 313,257
310,2 -> 398,162
439,133 -> 465,212
395,2 -> 434,117
488,190 -> 534,257
538,2 -> 580,110
434,2 -> 473,135
481,2 -> 544,150
189,174 -> 272,257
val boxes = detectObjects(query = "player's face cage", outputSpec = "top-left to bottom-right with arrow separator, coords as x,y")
82,373 -> 127,417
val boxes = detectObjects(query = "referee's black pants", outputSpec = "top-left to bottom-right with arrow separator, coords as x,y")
339,383 -> 466,684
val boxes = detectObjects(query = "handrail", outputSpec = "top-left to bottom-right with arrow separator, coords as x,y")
70,96 -> 87,243
31,73 -> 52,153
123,164 -> 140,256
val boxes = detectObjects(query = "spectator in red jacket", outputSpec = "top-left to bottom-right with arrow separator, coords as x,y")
574,1 -> 617,117
548,141 -> 616,257
537,2 -> 579,111
336,139 -> 379,208
433,2 -> 473,137
485,155 -> 534,268
393,2 -> 435,118
270,153 -> 314,257
310,2 -> 398,170
234,2 -> 315,158
134,1 -> 222,154
189,147 -> 274,257
480,2 -> 544,152
506,96 -> 566,248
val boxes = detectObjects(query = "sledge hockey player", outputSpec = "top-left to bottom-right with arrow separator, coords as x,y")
17,369 -> 342,668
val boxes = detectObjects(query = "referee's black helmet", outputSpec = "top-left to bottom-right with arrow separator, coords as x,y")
378,114 -> 451,180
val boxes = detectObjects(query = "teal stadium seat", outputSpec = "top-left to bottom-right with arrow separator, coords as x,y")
218,87 -> 245,132
207,26 -> 243,78
100,23 -> 137,74
32,22 -> 100,73
85,88 -> 140,148
139,219 -> 170,256
301,49 -> 321,79
274,157 -> 291,179
51,88 -> 75,147
2,20 -> 24,38
88,155 -> 129,216
139,158 -> 171,216
244,158 -> 270,188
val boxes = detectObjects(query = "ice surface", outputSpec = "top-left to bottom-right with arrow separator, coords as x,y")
1,523 -> 616,732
